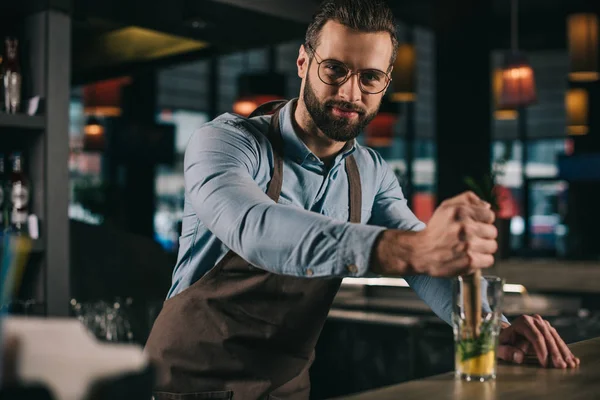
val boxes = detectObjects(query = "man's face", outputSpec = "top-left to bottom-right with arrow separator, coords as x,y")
297,20 -> 393,142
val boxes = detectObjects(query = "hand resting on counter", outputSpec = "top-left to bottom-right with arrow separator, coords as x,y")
498,314 -> 580,369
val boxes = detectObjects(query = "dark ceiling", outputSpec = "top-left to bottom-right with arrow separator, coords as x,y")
67,0 -> 599,84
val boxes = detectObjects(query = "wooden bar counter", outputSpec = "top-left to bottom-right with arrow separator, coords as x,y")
335,337 -> 600,400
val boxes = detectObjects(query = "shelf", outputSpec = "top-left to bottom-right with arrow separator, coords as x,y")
0,113 -> 45,130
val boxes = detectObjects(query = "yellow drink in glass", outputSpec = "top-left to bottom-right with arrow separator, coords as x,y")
453,276 -> 504,382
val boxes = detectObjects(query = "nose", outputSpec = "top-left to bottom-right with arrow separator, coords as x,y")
337,73 -> 362,103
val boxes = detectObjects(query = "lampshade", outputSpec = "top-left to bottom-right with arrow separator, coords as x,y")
390,44 -> 416,102
568,13 -> 599,82
493,68 -> 518,120
498,52 -> 537,108
84,115 -> 104,136
83,115 -> 105,151
83,77 -> 131,117
565,88 -> 589,136
233,73 -> 286,117
365,96 -> 399,147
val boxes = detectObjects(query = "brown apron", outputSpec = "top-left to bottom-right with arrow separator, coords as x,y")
145,101 -> 362,400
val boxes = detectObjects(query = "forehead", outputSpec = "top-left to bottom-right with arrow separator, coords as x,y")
315,20 -> 393,70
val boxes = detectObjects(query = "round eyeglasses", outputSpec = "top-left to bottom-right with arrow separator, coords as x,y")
306,44 -> 392,95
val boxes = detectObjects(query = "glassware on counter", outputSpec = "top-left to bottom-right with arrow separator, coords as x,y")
70,297 -> 135,343
453,275 -> 504,382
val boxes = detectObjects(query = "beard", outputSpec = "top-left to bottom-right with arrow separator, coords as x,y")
303,72 -> 379,142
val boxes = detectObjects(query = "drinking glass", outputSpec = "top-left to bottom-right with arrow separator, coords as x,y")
71,298 -> 134,343
453,275 -> 504,382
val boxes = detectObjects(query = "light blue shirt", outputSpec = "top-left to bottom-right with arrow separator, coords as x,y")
168,99 -> 504,326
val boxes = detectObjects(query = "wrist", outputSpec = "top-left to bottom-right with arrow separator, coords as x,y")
370,229 -> 420,276
407,229 -> 428,275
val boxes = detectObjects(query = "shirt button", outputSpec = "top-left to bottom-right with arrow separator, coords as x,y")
306,268 -> 314,276
347,264 -> 359,274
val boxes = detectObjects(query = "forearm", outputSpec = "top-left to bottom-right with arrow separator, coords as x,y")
197,188 -> 384,277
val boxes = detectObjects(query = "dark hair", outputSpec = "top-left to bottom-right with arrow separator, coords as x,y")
305,0 -> 399,68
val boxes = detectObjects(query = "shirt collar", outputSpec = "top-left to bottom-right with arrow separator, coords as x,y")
278,98 -> 357,166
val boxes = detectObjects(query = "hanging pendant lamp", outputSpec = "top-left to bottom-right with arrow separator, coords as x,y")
567,13 -> 599,82
565,88 -> 589,136
493,68 -> 518,120
83,77 -> 131,117
499,0 -> 537,109
390,43 -> 416,102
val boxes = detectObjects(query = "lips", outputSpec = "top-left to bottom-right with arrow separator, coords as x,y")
331,106 -> 360,118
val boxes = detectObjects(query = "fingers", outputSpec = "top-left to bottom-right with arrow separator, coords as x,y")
456,204 -> 496,224
460,222 -> 498,268
444,191 -> 490,208
514,337 -> 531,356
498,344 -> 526,364
512,315 -> 549,367
441,238 -> 495,275
441,246 -> 494,276
531,315 -> 567,368
502,316 -> 579,369
467,252 -> 495,269
498,328 -> 533,365
434,253 -> 471,277
466,237 -> 498,255
545,320 -> 580,368
454,215 -> 498,270
426,191 -> 498,277
463,221 -> 498,240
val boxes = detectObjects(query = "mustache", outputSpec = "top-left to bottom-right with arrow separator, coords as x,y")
325,100 -> 366,115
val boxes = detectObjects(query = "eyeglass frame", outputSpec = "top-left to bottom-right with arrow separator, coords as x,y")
304,43 -> 393,95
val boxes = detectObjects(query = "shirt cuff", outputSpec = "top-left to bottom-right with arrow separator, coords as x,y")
335,223 -> 386,277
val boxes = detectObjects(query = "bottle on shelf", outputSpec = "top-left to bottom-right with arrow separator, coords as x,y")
9,152 -> 29,235
0,153 -> 6,231
2,37 -> 21,114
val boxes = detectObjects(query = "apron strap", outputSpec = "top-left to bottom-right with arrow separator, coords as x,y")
344,154 -> 362,224
264,107 -> 285,203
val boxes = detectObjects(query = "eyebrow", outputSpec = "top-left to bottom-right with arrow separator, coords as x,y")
318,54 -> 388,72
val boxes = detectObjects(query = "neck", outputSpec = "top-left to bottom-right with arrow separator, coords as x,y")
292,99 -> 349,164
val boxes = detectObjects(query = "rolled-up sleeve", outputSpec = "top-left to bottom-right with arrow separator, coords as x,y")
185,121 -> 384,278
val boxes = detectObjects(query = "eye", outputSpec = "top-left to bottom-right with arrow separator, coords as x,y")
362,71 -> 383,82
323,62 -> 347,77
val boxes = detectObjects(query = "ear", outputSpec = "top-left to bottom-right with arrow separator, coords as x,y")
297,44 -> 309,79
